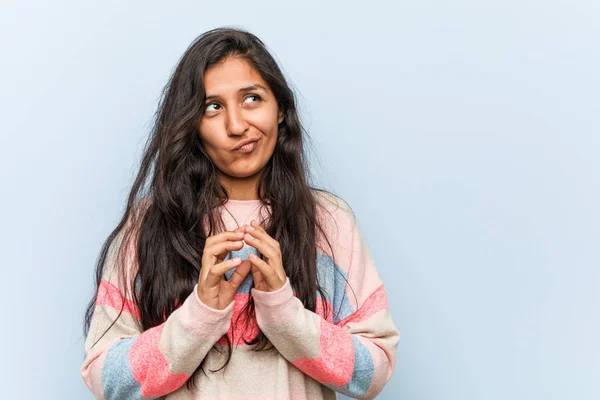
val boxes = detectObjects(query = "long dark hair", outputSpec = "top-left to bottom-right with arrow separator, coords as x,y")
83,26 -> 352,391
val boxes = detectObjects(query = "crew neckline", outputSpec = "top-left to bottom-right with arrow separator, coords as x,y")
224,199 -> 263,204
222,198 -> 266,210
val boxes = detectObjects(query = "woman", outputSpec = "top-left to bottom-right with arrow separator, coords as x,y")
81,26 -> 399,400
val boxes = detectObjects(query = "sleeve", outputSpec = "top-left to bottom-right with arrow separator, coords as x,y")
81,222 -> 235,400
250,209 -> 400,400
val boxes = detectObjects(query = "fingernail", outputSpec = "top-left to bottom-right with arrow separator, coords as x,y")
246,225 -> 255,231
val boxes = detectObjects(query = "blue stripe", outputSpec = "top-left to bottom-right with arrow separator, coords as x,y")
344,336 -> 375,396
224,246 -> 261,294
101,338 -> 150,399
327,336 -> 375,398
224,249 -> 355,324
316,252 -> 355,323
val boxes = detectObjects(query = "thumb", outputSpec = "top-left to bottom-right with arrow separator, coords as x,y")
251,263 -> 266,288
226,260 -> 251,290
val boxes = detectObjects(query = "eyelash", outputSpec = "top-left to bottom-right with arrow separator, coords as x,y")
205,94 -> 262,112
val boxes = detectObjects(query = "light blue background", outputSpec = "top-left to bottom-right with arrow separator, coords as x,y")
1,1 -> 598,399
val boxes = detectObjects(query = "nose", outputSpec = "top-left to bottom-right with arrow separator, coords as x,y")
226,106 -> 249,136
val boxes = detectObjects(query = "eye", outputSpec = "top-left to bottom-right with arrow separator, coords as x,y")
205,103 -> 221,112
244,94 -> 262,103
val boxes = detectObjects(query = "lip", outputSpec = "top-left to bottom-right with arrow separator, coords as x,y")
233,138 -> 259,151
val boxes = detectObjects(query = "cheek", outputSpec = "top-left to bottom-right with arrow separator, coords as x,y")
197,121 -> 221,149
248,108 -> 280,135
197,132 -> 224,164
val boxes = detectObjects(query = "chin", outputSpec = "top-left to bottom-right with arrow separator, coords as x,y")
227,168 -> 263,178
229,160 -> 268,177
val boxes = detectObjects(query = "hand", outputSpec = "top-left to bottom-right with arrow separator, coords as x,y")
243,219 -> 287,292
197,226 -> 252,310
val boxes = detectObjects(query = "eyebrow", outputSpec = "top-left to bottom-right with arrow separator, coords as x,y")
205,84 -> 268,101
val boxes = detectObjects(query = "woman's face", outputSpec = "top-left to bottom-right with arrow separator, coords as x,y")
197,57 -> 284,191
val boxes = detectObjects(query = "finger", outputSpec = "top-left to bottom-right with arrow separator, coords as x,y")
205,230 -> 246,247
250,263 -> 266,290
204,257 -> 242,287
248,219 -> 268,235
226,260 -> 251,290
250,219 -> 266,231
204,230 -> 245,264
248,253 -> 280,288
243,233 -> 273,262
243,232 -> 279,261
245,221 -> 280,253
206,240 -> 245,260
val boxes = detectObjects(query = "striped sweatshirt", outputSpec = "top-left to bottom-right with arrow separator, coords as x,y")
81,191 -> 400,399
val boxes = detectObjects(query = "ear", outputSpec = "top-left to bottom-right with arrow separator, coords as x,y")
277,109 -> 284,124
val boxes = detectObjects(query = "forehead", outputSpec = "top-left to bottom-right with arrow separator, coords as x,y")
203,57 -> 267,94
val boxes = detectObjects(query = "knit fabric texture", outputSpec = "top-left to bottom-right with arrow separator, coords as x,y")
81,191 -> 400,399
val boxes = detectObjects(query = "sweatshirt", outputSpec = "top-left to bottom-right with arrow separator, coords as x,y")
81,191 -> 400,399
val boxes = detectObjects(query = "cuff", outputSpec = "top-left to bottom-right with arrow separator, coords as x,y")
168,284 -> 234,341
251,277 -> 294,307
191,283 -> 235,317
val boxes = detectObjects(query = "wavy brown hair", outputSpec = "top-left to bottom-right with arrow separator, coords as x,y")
83,26 -> 355,391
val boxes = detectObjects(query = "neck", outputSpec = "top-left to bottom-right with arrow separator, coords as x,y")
217,170 -> 263,200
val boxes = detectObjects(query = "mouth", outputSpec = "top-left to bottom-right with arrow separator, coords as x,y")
233,138 -> 259,153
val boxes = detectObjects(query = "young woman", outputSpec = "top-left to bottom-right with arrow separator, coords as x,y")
81,27 -> 399,400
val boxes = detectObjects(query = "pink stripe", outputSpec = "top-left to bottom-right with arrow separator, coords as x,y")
291,318 -> 354,386
129,324 -> 190,397
216,294 -> 260,346
181,392 -> 315,400
216,293 -> 335,346
337,284 -> 388,326
315,296 -> 334,323
96,279 -> 140,320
